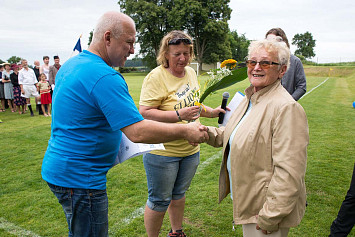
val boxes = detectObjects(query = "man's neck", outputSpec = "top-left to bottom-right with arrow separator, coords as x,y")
88,43 -> 112,66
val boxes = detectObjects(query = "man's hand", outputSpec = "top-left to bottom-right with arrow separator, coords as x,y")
185,122 -> 209,145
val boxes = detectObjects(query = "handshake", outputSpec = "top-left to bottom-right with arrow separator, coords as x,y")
184,122 -> 209,146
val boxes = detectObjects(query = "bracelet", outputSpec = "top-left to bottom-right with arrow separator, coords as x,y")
176,110 -> 182,121
210,109 -> 213,118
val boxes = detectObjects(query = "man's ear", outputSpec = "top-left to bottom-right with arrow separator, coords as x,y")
104,31 -> 111,46
279,65 -> 287,78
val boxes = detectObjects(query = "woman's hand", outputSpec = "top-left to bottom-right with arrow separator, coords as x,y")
256,215 -> 274,235
209,106 -> 231,118
179,106 -> 201,121
256,224 -> 273,235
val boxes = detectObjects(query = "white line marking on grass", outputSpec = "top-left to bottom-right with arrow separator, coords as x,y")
300,77 -> 329,100
196,150 -> 223,174
114,149 -> 223,232
121,205 -> 145,225
0,217 -> 41,237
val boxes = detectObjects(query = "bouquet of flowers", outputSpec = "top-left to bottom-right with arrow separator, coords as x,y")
194,59 -> 247,109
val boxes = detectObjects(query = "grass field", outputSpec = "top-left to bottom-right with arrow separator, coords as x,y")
1,65 -> 355,236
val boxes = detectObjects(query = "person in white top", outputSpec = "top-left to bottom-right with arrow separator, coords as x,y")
18,59 -> 40,116
40,56 -> 50,80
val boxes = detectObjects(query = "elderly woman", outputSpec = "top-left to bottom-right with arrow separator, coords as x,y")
10,64 -> 26,114
139,30 -> 226,237
206,39 -> 309,237
2,63 -> 15,112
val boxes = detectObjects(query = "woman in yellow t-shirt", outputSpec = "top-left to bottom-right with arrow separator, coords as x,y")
139,30 -> 226,237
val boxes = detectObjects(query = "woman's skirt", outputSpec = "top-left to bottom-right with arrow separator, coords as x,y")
41,92 -> 52,104
13,86 -> 26,106
4,82 -> 14,99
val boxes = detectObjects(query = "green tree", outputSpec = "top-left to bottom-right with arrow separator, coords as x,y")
180,0 -> 232,70
0,59 -> 5,64
119,0 -> 232,70
292,32 -> 316,59
228,30 -> 250,62
7,56 -> 22,65
88,30 -> 93,46
119,0 -> 176,69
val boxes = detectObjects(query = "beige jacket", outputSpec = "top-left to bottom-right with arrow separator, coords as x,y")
207,79 -> 309,232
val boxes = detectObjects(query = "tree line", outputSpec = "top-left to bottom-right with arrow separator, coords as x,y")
2,1 -> 316,69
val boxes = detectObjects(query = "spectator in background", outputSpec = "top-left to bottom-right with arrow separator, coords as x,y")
0,64 -> 5,112
2,63 -> 15,112
48,55 -> 61,92
10,64 -> 26,114
265,28 -> 306,101
329,163 -> 355,236
33,60 -> 40,81
40,56 -> 50,81
37,73 -> 51,117
33,60 -> 43,115
18,59 -> 40,116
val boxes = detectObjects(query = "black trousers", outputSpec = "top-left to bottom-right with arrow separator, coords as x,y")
329,163 -> 355,237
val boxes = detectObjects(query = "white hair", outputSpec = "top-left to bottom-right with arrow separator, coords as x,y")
247,38 -> 290,69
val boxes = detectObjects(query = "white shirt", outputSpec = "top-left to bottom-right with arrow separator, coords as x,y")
227,100 -> 252,200
41,65 -> 50,81
18,68 -> 37,85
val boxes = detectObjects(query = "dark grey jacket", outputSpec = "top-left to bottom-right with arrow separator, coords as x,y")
281,54 -> 306,101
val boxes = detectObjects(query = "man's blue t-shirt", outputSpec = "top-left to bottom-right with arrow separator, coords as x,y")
41,50 -> 143,190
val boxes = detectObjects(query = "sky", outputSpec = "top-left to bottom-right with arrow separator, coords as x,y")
1,0 -> 355,66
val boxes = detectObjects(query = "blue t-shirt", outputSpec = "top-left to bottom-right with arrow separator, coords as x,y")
41,50 -> 143,190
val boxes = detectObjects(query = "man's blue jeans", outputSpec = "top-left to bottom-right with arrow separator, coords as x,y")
47,182 -> 108,237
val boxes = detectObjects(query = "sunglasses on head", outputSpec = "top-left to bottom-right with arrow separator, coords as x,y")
246,60 -> 280,69
168,38 -> 192,45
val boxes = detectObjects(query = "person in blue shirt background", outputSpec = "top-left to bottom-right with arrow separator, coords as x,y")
41,11 -> 208,237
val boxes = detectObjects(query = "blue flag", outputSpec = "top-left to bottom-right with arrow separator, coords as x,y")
73,37 -> 82,53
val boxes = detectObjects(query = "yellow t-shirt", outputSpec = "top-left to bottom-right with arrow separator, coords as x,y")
139,65 -> 200,157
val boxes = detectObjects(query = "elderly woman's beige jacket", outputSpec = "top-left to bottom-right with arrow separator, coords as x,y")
207,79 -> 309,231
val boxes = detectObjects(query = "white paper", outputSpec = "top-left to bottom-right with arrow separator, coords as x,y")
114,133 -> 165,165
219,91 -> 245,127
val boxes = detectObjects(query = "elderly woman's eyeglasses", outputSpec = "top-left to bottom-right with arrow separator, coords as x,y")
246,60 -> 280,69
168,38 -> 192,45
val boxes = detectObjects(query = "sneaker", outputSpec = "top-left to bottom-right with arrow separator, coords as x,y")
167,229 -> 187,237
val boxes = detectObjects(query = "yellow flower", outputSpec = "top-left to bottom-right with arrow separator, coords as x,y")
220,59 -> 237,70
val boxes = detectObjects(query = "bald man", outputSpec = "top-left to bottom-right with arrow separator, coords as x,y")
41,11 -> 208,236
33,60 -> 43,114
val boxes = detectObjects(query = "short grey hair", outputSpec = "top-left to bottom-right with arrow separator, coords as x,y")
247,38 -> 290,69
91,12 -> 134,44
